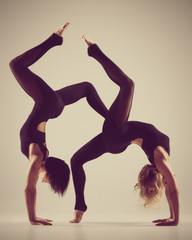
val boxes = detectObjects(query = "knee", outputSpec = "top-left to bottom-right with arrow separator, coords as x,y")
9,59 -> 15,70
82,81 -> 95,93
70,155 -> 76,169
121,76 -> 135,90
70,154 -> 82,170
9,58 -> 19,72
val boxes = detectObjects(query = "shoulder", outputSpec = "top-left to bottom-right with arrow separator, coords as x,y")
154,147 -> 178,192
25,145 -> 44,190
28,143 -> 45,172
153,146 -> 171,173
28,143 -> 44,161
154,146 -> 169,161
153,146 -> 171,179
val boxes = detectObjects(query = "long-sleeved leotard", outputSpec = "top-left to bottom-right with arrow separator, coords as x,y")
71,44 -> 170,212
10,34 -> 108,160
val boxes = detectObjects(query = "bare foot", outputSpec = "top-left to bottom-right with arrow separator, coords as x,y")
55,22 -> 70,37
82,35 -> 95,47
69,210 -> 85,223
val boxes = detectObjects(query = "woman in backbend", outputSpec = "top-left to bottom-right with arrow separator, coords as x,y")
70,36 -> 179,226
9,23 -> 108,225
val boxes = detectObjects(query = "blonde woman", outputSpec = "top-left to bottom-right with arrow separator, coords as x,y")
70,36 -> 179,226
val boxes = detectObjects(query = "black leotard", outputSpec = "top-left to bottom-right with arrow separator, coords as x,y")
10,33 -> 65,160
20,93 -> 64,160
10,34 -> 108,161
71,121 -> 170,211
70,44 -> 170,212
103,120 -> 170,163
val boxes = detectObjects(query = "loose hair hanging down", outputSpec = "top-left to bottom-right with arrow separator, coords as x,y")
135,164 -> 164,207
45,157 -> 70,196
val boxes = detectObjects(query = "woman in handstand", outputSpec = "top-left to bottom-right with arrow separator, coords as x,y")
70,36 -> 179,226
9,23 -> 108,225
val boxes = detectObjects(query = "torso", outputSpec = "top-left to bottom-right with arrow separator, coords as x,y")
103,121 -> 170,163
28,142 -> 49,162
20,93 -> 64,160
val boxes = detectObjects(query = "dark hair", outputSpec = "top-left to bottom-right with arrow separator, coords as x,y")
45,157 -> 70,196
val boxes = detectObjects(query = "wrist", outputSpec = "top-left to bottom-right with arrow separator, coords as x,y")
174,218 -> 179,225
29,215 -> 36,221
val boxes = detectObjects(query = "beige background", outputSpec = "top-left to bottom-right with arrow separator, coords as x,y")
0,0 -> 192,222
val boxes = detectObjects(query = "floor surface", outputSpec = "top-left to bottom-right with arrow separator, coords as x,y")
0,220 -> 192,240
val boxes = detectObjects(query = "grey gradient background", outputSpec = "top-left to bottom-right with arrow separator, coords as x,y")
0,0 -> 192,223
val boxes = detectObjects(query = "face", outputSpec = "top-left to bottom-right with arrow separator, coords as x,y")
41,170 -> 50,184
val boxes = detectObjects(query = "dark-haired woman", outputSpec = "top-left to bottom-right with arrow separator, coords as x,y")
70,36 -> 179,226
9,24 -> 108,225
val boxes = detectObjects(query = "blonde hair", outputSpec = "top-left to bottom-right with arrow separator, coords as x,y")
135,164 -> 164,207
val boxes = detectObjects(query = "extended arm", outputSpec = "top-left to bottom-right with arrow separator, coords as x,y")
153,147 -> 179,226
25,143 -> 52,225
165,187 -> 175,219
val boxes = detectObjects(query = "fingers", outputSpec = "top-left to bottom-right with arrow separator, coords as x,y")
152,219 -> 163,223
40,218 -> 52,225
42,221 -> 52,225
30,218 -> 53,226
31,222 -> 52,226
155,223 -> 167,226
43,221 -> 52,226
45,219 -> 53,222
155,222 -> 175,226
153,218 -> 178,226
33,222 -> 52,226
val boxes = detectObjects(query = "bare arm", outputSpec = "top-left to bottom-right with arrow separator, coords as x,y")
25,143 -> 52,225
25,159 -> 39,222
165,187 -> 174,219
153,147 -> 179,226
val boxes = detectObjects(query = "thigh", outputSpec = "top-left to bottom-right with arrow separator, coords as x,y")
11,64 -> 55,105
104,83 -> 134,131
71,133 -> 106,167
56,82 -> 90,105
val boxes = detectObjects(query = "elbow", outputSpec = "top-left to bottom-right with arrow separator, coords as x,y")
168,189 -> 180,206
25,186 -> 36,194
122,76 -> 135,88
170,190 -> 179,197
166,182 -> 179,195
120,76 -> 135,94
9,59 -> 16,70
167,188 -> 179,196
70,154 -> 84,174
9,58 -> 21,72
